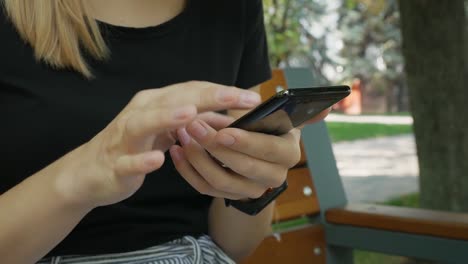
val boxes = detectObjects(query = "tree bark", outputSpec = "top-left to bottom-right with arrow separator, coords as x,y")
399,0 -> 468,211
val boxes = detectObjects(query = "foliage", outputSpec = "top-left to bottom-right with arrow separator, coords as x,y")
263,0 -> 334,84
338,0 -> 404,90
263,0 -> 407,111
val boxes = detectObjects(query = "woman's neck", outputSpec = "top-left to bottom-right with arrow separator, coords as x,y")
85,0 -> 187,28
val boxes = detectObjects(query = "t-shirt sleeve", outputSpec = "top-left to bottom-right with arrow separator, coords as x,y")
235,0 -> 272,89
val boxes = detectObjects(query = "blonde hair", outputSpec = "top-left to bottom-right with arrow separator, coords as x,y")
2,0 -> 108,78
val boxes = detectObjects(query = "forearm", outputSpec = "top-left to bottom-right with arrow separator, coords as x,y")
208,86 -> 276,261
208,197 -> 274,262
0,147 -> 93,264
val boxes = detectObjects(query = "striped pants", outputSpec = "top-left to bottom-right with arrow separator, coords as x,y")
37,236 -> 236,264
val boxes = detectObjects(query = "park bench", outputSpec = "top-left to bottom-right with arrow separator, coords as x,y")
241,68 -> 468,264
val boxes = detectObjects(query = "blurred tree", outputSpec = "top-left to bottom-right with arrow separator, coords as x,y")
338,0 -> 406,112
263,0 -> 408,112
399,0 -> 468,211
263,0 -> 333,85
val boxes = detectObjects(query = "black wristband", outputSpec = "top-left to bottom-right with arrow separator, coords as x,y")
224,181 -> 288,215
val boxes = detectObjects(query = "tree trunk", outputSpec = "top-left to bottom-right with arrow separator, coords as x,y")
399,0 -> 468,212
396,77 -> 409,112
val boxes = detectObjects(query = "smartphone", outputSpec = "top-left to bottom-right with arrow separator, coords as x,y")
228,85 -> 351,135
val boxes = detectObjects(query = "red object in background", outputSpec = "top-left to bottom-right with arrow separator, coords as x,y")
333,79 -> 362,115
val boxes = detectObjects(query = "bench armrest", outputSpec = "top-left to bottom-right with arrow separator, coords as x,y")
326,203 -> 468,240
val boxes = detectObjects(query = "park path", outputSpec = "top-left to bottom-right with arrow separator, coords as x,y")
326,113 -> 413,125
325,114 -> 419,202
332,134 -> 419,202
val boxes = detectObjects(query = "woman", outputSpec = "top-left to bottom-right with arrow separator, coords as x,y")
0,0 -> 327,263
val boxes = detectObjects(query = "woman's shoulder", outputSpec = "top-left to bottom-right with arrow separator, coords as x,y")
0,7 -> 34,76
0,7 -> 23,46
0,6 -> 12,29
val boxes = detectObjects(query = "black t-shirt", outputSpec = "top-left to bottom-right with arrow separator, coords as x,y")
0,0 -> 271,256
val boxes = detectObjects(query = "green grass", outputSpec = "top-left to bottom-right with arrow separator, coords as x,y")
327,122 -> 413,142
380,192 -> 420,208
354,250 -> 408,264
271,216 -> 312,232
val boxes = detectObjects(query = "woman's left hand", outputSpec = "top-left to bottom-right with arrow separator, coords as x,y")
169,109 -> 329,200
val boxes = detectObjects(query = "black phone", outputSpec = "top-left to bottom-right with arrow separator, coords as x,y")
227,85 -> 351,135
223,85 -> 350,215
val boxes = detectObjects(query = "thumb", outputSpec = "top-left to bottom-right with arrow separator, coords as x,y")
114,150 -> 165,178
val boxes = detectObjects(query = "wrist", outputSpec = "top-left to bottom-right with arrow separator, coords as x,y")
51,144 -> 98,211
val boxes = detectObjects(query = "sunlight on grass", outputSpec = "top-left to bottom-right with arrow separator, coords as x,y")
327,122 -> 413,142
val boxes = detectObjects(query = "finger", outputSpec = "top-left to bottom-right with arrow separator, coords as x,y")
177,127 -> 267,198
169,145 -> 245,200
151,81 -> 262,112
209,147 -> 288,188
304,108 -> 331,126
125,105 -> 197,140
197,112 -> 235,130
215,127 -> 302,167
151,129 -> 177,152
114,150 -> 165,177
184,120 -> 288,188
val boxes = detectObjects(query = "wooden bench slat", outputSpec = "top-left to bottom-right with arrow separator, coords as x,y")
260,69 -> 287,100
273,167 -> 320,222
326,203 -> 468,241
241,225 -> 326,264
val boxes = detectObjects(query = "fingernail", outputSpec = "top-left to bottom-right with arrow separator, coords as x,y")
177,128 -> 191,146
170,146 -> 184,162
240,92 -> 261,106
174,106 -> 195,120
190,120 -> 208,139
217,133 -> 235,146
216,88 -> 236,103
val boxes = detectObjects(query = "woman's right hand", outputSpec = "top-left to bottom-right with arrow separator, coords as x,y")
57,81 -> 261,208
